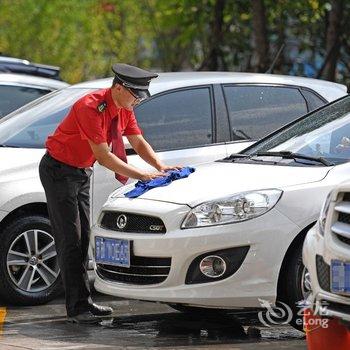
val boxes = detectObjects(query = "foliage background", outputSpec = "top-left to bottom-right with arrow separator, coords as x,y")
0,0 -> 349,86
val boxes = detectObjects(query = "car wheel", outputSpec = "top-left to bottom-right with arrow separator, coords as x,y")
0,215 -> 62,305
279,240 -> 309,331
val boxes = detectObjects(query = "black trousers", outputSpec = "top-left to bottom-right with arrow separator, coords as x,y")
39,152 -> 93,317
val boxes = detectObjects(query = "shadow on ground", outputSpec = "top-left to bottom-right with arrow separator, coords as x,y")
0,293 -> 306,350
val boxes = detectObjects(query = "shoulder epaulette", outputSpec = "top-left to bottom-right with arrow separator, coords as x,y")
97,101 -> 107,113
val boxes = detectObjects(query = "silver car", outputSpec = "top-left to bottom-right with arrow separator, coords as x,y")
0,72 -> 347,305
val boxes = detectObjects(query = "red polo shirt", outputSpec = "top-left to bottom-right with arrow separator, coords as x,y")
46,88 -> 142,168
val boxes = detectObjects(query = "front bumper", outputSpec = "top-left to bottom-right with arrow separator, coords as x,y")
303,225 -> 350,322
92,198 -> 299,308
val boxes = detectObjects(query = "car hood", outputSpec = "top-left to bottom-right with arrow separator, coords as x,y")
0,148 -> 45,182
113,161 -> 331,206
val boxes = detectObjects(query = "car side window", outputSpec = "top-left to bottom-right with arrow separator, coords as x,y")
134,87 -> 212,151
0,85 -> 50,118
223,85 -> 308,141
301,89 -> 326,111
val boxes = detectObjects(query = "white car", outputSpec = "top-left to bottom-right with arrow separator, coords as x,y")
0,73 -> 69,118
303,182 -> 350,324
92,94 -> 350,330
0,72 -> 346,306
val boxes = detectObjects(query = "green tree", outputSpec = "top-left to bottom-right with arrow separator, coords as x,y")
0,0 -> 154,82
0,0 -> 349,86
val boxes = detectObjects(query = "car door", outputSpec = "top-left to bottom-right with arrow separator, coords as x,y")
91,85 -> 228,224
222,85 -> 310,155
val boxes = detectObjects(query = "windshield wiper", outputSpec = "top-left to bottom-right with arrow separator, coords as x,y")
253,151 -> 334,166
221,153 -> 250,161
0,144 -> 19,148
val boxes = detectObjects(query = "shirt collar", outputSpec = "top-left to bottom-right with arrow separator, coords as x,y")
105,88 -> 120,117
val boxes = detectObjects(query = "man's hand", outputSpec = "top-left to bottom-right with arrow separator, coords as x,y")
139,171 -> 166,182
157,164 -> 183,172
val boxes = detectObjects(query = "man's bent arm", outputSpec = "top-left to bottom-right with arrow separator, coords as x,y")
126,134 -> 164,170
88,140 -> 163,181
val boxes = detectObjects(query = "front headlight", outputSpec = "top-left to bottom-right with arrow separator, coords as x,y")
318,191 -> 332,236
181,189 -> 283,229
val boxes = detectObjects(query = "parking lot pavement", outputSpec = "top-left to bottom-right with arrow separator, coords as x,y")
0,290 -> 307,350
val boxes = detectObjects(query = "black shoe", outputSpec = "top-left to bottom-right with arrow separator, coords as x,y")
67,311 -> 102,324
88,303 -> 113,316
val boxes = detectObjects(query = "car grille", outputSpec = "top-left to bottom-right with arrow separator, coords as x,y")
343,193 -> 350,201
320,300 -> 350,315
338,212 -> 350,225
336,234 -> 350,245
100,211 -> 166,234
96,255 -> 171,285
316,255 -> 330,292
331,192 -> 350,246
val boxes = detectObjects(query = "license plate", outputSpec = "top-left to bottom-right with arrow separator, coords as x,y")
331,259 -> 350,295
95,236 -> 130,267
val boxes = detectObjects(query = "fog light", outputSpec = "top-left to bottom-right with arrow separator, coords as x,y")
186,246 -> 249,284
199,255 -> 226,278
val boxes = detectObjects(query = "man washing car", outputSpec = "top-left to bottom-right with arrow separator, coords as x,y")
39,63 -> 180,324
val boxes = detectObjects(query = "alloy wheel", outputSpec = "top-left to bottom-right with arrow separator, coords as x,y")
301,266 -> 312,300
6,229 -> 59,292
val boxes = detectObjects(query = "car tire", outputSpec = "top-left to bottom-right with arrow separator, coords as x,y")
279,241 -> 307,332
0,215 -> 62,305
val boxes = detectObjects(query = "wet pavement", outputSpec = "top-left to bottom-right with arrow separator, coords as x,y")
0,291 -> 307,350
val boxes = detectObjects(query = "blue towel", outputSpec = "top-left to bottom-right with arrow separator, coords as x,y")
124,167 -> 195,198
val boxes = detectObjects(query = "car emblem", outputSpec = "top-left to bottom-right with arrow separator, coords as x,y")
149,225 -> 164,231
116,214 -> 127,229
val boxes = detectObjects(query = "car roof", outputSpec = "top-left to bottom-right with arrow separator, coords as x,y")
0,56 -> 30,64
71,72 -> 347,101
0,73 -> 69,90
0,56 -> 62,80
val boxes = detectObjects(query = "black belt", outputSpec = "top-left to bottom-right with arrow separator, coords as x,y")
44,152 -> 92,171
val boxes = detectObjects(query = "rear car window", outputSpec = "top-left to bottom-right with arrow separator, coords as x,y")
223,85 -> 308,141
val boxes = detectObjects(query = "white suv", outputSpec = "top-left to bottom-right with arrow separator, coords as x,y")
0,72 -> 346,305
303,182 -> 350,324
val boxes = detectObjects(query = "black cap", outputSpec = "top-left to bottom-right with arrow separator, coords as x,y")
112,63 -> 158,99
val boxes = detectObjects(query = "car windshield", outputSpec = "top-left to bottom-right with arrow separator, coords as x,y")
237,96 -> 350,166
0,87 -> 97,148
